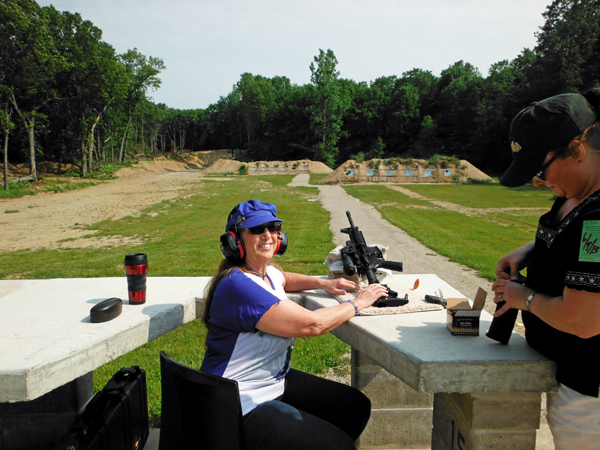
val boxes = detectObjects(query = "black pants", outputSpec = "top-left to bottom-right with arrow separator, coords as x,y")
243,369 -> 371,450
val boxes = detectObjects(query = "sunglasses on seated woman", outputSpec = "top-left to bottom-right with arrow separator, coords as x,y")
247,222 -> 282,235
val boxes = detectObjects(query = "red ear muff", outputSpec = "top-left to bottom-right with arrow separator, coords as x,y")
220,230 -> 245,261
274,230 -> 288,257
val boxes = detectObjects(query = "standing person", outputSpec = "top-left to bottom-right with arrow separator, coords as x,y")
491,89 -> 600,449
201,199 -> 387,450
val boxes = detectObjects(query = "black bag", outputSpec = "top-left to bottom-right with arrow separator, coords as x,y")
53,366 -> 149,450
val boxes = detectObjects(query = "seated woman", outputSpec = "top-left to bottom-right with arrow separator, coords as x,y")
201,199 -> 387,450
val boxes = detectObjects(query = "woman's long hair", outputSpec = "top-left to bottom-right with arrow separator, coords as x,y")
201,258 -> 246,326
201,257 -> 283,327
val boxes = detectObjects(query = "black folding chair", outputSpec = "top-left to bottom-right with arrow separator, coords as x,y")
159,351 -> 246,450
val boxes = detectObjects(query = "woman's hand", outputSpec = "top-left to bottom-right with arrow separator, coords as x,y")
321,278 -> 360,296
491,279 -> 533,316
495,241 -> 534,282
491,281 -> 600,338
353,283 -> 388,311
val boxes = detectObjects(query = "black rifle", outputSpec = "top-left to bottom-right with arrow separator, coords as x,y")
340,211 -> 407,307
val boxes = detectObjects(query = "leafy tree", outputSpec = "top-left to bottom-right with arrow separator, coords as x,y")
117,48 -> 165,162
338,79 -> 377,161
1,103 -> 14,190
0,22 -> 12,189
431,61 -> 484,160
367,136 -> 386,160
472,60 -> 522,172
204,92 -> 244,151
386,83 -> 420,153
0,0 -> 68,178
140,100 -> 167,155
54,11 -> 124,175
412,115 -> 440,158
309,49 -> 349,167
527,0 -> 600,98
253,84 -> 314,161
235,73 -> 276,149
162,108 -> 199,153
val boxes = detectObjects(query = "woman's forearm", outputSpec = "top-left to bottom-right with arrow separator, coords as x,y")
282,271 -> 324,292
529,288 -> 600,339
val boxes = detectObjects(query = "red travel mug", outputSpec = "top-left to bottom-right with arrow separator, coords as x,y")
124,253 -> 148,305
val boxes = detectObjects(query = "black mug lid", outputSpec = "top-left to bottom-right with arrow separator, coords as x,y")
125,253 -> 147,265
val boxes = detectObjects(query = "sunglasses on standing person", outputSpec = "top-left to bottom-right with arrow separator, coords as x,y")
533,151 -> 564,182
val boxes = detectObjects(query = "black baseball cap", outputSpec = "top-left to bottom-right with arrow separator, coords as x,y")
501,93 -> 598,187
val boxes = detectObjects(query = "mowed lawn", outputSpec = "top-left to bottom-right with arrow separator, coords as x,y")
342,183 -> 554,281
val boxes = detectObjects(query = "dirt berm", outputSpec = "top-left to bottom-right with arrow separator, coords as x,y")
206,159 -> 333,174
320,159 -> 493,184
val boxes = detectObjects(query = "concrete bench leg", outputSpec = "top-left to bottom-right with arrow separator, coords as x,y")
0,372 -> 93,450
431,392 -> 541,450
352,349 -> 433,449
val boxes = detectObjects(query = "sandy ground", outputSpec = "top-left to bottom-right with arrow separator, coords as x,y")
1,167 -> 553,448
0,158 -> 333,253
0,162 -> 206,252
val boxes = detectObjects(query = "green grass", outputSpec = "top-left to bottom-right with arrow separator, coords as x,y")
0,180 -> 36,198
309,173 -> 329,184
43,178 -> 101,193
401,183 -> 556,208
64,162 -> 133,179
1,161 -> 132,199
0,175 -> 348,424
343,184 -> 543,281
344,185 -> 434,207
380,207 -> 532,281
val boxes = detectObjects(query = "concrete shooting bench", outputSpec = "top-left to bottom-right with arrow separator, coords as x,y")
0,277 -> 208,450
288,273 -> 557,450
1,274 -> 556,450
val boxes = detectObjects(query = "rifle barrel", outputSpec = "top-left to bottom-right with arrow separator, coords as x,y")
346,211 -> 356,228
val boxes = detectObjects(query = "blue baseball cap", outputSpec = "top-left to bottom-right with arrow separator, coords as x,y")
225,200 -> 283,231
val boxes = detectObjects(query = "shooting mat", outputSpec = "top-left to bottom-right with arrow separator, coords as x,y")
325,246 -> 444,315
330,276 -> 444,316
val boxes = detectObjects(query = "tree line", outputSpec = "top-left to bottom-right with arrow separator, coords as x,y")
2,0 -> 600,185
0,0 -> 165,185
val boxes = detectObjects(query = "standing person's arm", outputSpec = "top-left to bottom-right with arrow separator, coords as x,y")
495,241 -> 535,281
491,281 -> 600,338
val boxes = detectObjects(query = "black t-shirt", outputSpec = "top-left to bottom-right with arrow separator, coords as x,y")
524,189 -> 600,397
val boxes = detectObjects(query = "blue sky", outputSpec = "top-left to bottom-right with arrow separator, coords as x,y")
38,0 -> 552,110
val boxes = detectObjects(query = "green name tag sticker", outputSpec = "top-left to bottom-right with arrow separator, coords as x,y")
579,221 -> 600,262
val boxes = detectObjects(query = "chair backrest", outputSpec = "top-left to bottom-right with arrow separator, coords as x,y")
159,351 -> 246,450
